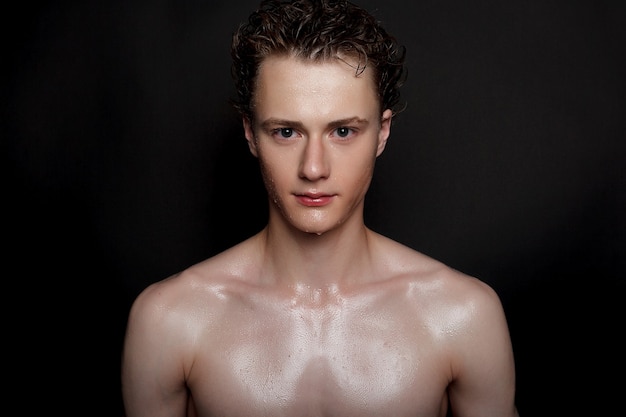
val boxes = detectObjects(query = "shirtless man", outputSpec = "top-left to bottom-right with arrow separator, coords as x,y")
121,1 -> 520,416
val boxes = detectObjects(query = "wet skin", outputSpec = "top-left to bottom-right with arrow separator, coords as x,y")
122,55 -> 518,417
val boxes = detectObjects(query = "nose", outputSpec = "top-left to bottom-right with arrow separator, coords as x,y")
299,135 -> 330,181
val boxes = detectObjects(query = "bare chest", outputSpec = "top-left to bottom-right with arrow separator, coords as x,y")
189,302 -> 450,417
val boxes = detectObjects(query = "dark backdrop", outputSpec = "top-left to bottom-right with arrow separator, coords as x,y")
5,0 -> 624,415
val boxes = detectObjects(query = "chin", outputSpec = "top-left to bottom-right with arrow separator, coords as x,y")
287,210 -> 343,236
298,221 -> 341,237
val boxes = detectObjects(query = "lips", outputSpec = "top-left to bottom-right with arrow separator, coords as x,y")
295,193 -> 334,207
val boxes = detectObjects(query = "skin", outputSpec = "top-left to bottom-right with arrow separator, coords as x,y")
122,55 -> 520,417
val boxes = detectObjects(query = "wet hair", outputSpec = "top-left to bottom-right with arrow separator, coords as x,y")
231,0 -> 406,121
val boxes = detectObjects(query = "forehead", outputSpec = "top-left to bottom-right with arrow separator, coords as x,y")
252,55 -> 380,119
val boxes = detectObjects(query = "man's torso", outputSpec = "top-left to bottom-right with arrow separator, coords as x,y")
183,273 -> 456,417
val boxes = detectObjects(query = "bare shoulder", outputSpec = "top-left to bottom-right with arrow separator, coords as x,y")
127,236 -> 261,336
372,232 -> 506,322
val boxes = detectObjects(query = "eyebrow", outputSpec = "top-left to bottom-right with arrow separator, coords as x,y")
259,117 -> 370,131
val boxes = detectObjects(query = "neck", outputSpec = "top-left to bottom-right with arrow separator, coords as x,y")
255,219 -> 377,290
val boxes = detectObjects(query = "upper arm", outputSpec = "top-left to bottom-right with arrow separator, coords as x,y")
121,282 -> 192,417
447,280 -> 519,417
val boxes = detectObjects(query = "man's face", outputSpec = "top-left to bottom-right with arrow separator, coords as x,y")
244,55 -> 392,235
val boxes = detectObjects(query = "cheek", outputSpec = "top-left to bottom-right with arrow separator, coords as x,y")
258,158 -> 276,193
258,153 -> 289,199
341,154 -> 377,191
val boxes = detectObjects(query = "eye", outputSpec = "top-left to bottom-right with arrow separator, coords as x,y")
333,126 -> 355,139
273,127 -> 295,139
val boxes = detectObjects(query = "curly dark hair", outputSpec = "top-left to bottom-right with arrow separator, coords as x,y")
231,0 -> 406,121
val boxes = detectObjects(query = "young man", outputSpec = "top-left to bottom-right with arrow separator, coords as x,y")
121,1 -> 520,416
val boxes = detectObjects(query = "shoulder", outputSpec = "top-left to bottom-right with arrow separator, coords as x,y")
125,270 -> 213,346
394,251 -> 511,361
127,237 -> 262,336
371,232 -> 506,328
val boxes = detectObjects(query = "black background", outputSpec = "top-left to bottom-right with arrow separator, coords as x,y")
5,0 -> 625,415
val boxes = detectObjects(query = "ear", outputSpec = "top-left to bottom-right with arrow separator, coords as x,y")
243,117 -> 258,157
376,109 -> 393,157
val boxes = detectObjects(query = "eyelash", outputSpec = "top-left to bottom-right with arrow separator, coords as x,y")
273,128 -> 296,139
